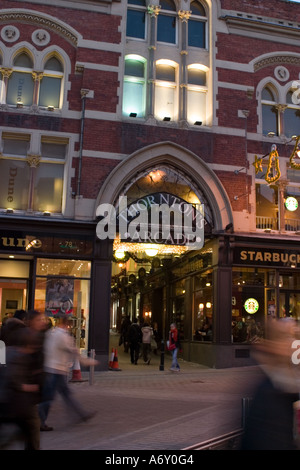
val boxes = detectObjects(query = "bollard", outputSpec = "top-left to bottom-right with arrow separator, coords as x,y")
89,349 -> 95,385
159,340 -> 165,371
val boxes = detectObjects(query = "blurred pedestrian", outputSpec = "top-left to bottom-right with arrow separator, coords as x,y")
120,315 -> 131,352
241,318 -> 300,450
128,318 -> 142,365
13,309 -> 27,322
2,327 -> 42,450
38,315 -> 96,430
141,322 -> 153,365
168,323 -> 181,372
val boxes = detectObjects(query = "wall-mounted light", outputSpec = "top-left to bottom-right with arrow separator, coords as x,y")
17,102 -> 23,108
194,121 -> 202,126
163,117 -> 171,121
6,208 -> 14,214
234,167 -> 246,175
43,211 -> 51,216
129,112 -> 137,117
47,105 -> 54,111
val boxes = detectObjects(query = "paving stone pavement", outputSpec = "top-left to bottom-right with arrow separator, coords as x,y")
2,335 -> 264,452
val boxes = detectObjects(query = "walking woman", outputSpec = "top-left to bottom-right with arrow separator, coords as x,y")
168,323 -> 181,372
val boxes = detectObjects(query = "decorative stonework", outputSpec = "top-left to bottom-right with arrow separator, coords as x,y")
27,154 -> 41,168
0,12 -> 77,46
147,5 -> 161,17
1,25 -> 20,42
178,10 -> 191,22
254,55 -> 300,72
32,29 -> 50,46
274,65 -> 290,82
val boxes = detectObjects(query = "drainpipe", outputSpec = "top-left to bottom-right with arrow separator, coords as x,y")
77,89 -> 89,196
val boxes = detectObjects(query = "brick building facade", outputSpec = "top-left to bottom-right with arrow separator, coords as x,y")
1,0 -> 300,368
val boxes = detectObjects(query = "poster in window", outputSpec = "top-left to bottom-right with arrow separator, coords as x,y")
45,278 -> 74,316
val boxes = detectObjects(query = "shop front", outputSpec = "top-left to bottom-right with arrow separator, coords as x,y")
0,217 -> 112,366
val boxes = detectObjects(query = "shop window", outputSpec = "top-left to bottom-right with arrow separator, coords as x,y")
35,259 -> 91,350
187,65 -> 207,125
0,133 -> 67,213
126,0 -> 147,40
123,55 -> 146,118
188,1 -> 207,49
193,271 -> 213,341
157,0 -> 177,45
6,52 -> 34,107
154,60 -> 178,121
232,268 -> 266,343
38,56 -> 64,109
3,50 -> 64,111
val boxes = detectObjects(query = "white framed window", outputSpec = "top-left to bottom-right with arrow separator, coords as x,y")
6,52 -> 34,107
157,0 -> 177,45
261,85 -> 279,136
187,64 -> 208,125
3,49 -> 64,111
123,55 -> 146,118
0,132 -> 67,213
154,60 -> 178,121
126,0 -> 147,40
38,56 -> 64,110
188,1 -> 207,49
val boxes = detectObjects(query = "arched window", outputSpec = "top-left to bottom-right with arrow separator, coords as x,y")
126,0 -> 147,40
187,64 -> 208,125
284,89 -> 300,138
6,52 -> 34,106
188,1 -> 207,49
261,85 -> 278,136
39,56 -> 64,109
123,55 -> 146,118
154,60 -> 178,121
157,0 -> 177,45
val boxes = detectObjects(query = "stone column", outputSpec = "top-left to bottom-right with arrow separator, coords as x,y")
146,5 -> 160,121
178,10 -> 191,126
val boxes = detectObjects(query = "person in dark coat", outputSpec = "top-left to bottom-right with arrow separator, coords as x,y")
127,318 -> 142,365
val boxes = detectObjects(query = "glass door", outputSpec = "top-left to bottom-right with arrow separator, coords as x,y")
279,291 -> 300,320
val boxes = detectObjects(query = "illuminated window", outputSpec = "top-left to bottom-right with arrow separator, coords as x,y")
0,133 -> 67,213
6,52 -> 34,106
3,49 -> 64,110
123,55 -> 146,118
38,56 -> 63,109
187,65 -> 208,125
188,1 -> 207,49
157,0 -> 177,45
154,60 -> 178,121
126,0 -> 147,40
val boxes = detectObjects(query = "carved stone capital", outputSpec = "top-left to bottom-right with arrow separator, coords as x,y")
0,67 -> 13,79
178,10 -> 191,22
27,154 -> 41,168
32,71 -> 44,81
147,5 -> 161,17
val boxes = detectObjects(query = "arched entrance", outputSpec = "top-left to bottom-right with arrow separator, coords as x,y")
92,142 -> 233,368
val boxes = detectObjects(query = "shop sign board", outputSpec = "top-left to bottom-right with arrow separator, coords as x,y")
234,247 -> 300,267
0,230 -> 93,255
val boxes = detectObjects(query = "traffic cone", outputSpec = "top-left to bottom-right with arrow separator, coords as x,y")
69,356 -> 87,382
109,348 -> 115,369
111,348 -> 121,371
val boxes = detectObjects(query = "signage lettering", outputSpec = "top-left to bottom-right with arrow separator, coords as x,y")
236,248 -> 300,267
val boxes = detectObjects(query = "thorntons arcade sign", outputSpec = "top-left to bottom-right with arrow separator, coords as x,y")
234,247 -> 300,267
